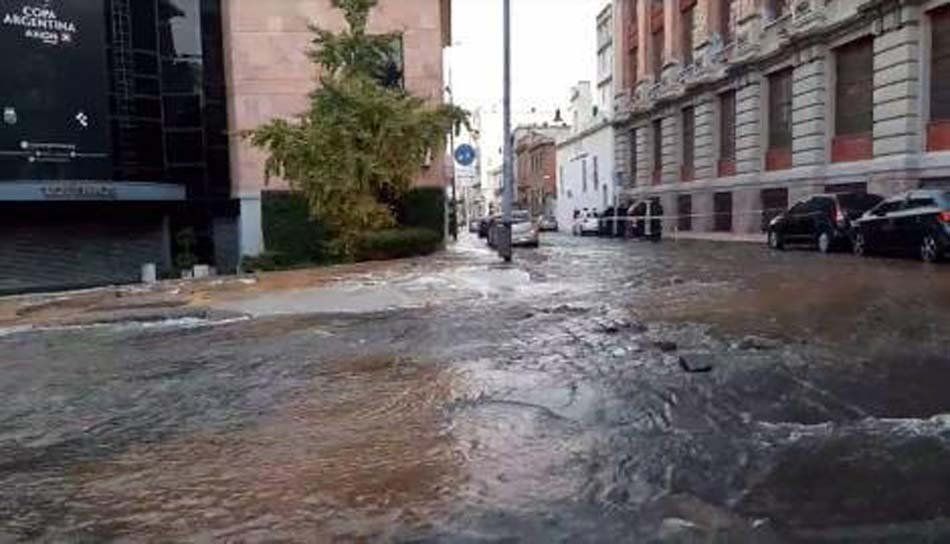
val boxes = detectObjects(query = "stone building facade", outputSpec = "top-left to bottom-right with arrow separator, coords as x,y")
611,0 -> 950,237
223,0 -> 453,256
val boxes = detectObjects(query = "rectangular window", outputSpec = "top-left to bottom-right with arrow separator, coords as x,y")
678,194 -> 693,231
835,38 -> 874,136
593,156 -> 600,189
768,69 -> 793,149
582,159 -> 588,192
682,5 -> 695,64
933,7 -> 950,120
682,106 -> 695,180
930,6 -> 950,151
719,91 -> 737,175
714,192 -> 733,232
653,119 -> 663,183
630,128 -> 638,186
559,166 -> 565,195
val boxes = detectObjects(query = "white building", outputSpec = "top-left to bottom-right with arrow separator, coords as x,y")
555,82 -> 617,229
596,4 -> 615,118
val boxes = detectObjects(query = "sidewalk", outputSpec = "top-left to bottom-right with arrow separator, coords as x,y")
0,256 -> 445,331
667,231 -> 767,244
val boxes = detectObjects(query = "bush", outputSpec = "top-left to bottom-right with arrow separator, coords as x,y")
261,192 -> 331,266
355,228 -> 443,261
241,251 -> 304,272
397,187 -> 446,236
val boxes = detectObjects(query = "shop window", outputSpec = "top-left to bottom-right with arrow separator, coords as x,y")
677,194 -> 693,231
714,191 -> 733,232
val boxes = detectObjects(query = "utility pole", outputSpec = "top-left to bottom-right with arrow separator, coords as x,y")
498,0 -> 514,262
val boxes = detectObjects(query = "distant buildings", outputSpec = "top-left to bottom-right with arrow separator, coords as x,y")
554,3 -> 618,229
515,124 -> 570,216
556,83 -> 617,229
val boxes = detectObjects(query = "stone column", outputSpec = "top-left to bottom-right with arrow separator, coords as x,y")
662,113 -> 680,184
873,10 -> 921,159
792,52 -> 828,167
664,0 -> 682,70
735,77 -> 763,174
639,0 -> 652,81
694,95 -> 716,179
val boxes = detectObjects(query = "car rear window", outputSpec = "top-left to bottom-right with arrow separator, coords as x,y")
512,211 -> 530,223
837,193 -> 884,211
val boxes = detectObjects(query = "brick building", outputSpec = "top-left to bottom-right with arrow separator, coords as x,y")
514,126 -> 567,216
514,127 -> 557,216
611,0 -> 950,237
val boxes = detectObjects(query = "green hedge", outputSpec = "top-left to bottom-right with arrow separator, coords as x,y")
260,191 -> 330,265
397,187 -> 445,236
355,228 -> 443,261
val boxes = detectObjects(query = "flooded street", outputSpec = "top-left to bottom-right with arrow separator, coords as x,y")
2,234 -> 949,542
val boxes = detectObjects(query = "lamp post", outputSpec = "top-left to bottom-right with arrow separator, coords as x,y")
498,0 -> 514,262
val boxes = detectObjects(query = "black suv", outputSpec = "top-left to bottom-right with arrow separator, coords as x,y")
853,190 -> 950,262
767,192 -> 884,253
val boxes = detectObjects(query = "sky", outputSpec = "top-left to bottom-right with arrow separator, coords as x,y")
449,0 -> 609,174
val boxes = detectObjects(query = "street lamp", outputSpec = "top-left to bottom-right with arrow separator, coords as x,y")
498,0 -> 514,262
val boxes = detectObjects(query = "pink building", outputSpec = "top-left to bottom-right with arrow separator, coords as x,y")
222,0 -> 452,256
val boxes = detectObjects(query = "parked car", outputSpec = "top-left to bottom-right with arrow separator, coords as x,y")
468,218 -> 481,233
572,210 -> 600,236
767,192 -> 884,253
627,199 -> 663,241
510,211 -> 540,247
538,215 -> 559,232
478,215 -> 498,239
852,190 -> 950,262
598,206 -> 629,237
487,210 -> 538,248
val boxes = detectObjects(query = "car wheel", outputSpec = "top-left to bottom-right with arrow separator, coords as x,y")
853,233 -> 867,257
921,234 -> 942,263
768,230 -> 784,250
817,231 -> 833,254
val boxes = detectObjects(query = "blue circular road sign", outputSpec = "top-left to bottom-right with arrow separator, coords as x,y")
454,144 -> 477,167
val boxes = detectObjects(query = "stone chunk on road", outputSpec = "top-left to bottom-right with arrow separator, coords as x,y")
679,353 -> 715,373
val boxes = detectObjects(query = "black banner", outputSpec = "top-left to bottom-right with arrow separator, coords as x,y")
0,0 -> 111,181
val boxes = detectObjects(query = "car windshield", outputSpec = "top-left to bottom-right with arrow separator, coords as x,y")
837,193 -> 884,211
511,211 -> 531,223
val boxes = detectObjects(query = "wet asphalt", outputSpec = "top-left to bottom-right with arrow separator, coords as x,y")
1,233 -> 949,542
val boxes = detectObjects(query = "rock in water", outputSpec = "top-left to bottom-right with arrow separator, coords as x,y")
679,353 -> 715,373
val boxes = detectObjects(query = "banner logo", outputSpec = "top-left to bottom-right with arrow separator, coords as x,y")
2,1 -> 77,47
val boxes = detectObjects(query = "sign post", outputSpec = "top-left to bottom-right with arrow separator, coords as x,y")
499,0 -> 513,262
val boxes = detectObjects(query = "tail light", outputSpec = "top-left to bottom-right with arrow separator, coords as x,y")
835,207 -> 847,226
940,211 -> 950,224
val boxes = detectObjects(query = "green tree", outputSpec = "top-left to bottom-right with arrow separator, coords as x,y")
248,0 -> 466,255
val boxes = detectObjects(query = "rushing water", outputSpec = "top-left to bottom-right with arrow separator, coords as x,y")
1,235 -> 949,542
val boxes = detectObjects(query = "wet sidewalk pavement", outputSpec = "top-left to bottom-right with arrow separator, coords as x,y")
1,234 -> 949,542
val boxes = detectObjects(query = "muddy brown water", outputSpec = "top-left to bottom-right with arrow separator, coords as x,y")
1,235 -> 948,542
